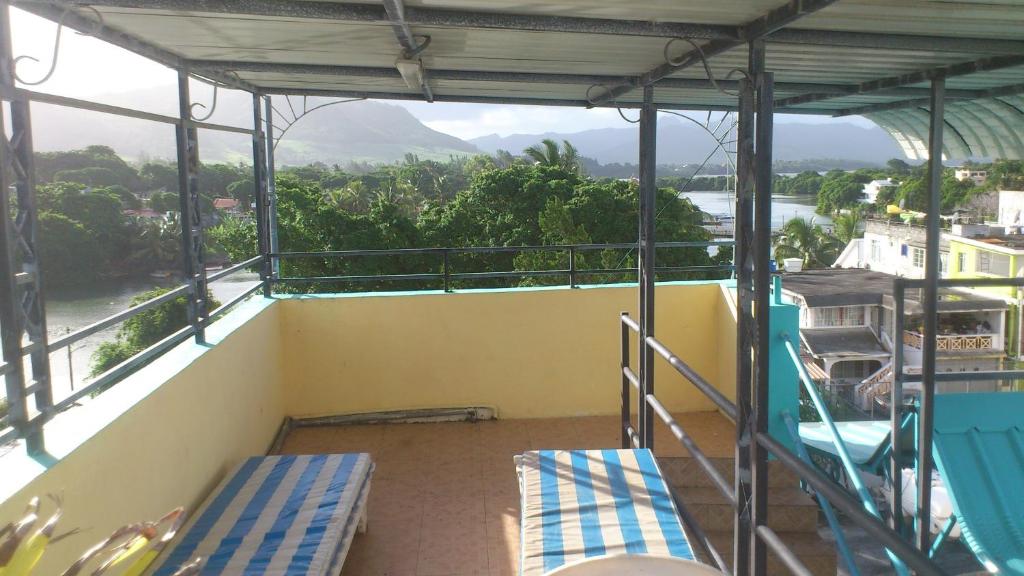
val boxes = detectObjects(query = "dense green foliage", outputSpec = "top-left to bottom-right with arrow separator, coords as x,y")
773,217 -> 843,268
90,287 -> 220,377
211,160 -> 724,292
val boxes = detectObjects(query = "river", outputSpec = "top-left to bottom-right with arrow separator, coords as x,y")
680,190 -> 831,230
43,272 -> 261,403
38,191 -> 822,402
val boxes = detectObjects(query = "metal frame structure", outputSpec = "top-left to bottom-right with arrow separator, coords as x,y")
2,0 -> 1023,574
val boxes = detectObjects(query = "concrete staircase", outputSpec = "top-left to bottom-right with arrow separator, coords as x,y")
660,456 -> 839,576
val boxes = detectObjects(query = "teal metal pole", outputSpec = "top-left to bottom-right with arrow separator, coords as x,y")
782,411 -> 861,576
784,338 -> 909,575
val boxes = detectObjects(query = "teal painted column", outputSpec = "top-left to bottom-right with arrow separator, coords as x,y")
768,275 -> 800,454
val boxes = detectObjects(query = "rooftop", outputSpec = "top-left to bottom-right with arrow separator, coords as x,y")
781,268 -> 1008,313
801,326 -> 888,360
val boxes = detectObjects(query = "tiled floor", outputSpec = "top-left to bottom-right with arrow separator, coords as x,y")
277,412 -> 735,576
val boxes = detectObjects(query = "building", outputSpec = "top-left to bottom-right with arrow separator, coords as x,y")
780,269 -> 1006,408
833,218 -> 948,278
955,167 -> 988,185
861,178 -> 897,204
995,190 -> 1024,230
212,197 -> 242,214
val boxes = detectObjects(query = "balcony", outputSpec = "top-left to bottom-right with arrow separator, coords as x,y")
902,330 -> 998,352
1,281 -> 753,574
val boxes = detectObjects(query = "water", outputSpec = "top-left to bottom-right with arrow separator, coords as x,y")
680,190 -> 832,230
41,272 -> 261,403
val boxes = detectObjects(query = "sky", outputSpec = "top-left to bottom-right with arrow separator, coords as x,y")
9,7 -> 874,141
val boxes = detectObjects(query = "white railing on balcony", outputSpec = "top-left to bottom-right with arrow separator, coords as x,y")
902,330 -> 996,351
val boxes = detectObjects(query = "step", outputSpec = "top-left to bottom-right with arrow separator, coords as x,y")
675,486 -> 820,533
697,530 -> 838,576
659,456 -> 804,490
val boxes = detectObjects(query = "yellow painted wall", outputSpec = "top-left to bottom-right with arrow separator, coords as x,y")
947,239 -> 1019,300
715,284 -> 739,407
0,302 -> 285,574
281,283 -> 735,419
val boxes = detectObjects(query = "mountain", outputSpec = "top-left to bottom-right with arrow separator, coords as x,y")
29,86 -> 478,165
470,117 -> 903,166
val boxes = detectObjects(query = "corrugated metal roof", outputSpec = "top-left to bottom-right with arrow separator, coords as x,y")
19,0 -> 1024,158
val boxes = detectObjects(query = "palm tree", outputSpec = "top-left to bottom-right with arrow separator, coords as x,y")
523,139 -> 581,173
832,210 -> 863,244
773,217 -> 843,268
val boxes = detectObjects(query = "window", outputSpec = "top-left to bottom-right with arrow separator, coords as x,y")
957,252 -> 966,273
912,247 -> 925,268
870,239 -> 881,262
813,306 -> 866,327
976,250 -> 1011,276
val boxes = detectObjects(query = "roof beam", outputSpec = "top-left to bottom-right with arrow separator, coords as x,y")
589,0 -> 840,106
381,0 -> 433,102
833,82 -> 1024,117
31,0 -> 1024,54
190,59 -> 986,100
261,86 -> 837,115
12,1 -> 258,92
47,0 -> 737,39
777,54 -> 1024,109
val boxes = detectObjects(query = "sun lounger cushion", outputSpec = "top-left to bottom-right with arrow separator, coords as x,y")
518,449 -> 695,576
150,453 -> 373,576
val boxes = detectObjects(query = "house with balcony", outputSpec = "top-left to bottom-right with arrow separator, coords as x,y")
833,218 -> 948,278
780,269 -> 1007,406
954,167 -> 988,185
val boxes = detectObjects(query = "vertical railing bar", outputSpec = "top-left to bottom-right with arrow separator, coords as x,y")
917,74 -> 945,552
252,92 -> 271,298
443,249 -> 450,292
264,96 -> 280,280
750,40 -> 772,576
638,83 -> 657,451
569,245 -> 577,288
175,71 -> 205,343
891,277 -> 905,535
734,72 -> 756,576
621,312 -> 631,449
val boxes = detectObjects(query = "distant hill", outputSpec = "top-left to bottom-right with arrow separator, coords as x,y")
471,117 -> 903,166
29,87 -> 478,165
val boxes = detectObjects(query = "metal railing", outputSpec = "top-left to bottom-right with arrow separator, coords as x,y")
903,330 -> 996,351
270,240 -> 734,291
0,256 -> 263,446
619,312 -> 945,576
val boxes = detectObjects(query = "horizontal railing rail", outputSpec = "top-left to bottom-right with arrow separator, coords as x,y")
270,241 -> 734,291
1,257 -> 263,446
618,311 -> 946,576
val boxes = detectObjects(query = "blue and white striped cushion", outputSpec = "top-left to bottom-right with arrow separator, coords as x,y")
150,454 -> 373,576
518,449 -> 694,575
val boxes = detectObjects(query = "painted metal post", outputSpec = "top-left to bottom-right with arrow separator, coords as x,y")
0,1 -> 52,453
917,74 -> 945,552
638,84 -> 657,450
568,246 -> 577,288
733,74 -> 756,576
264,96 -> 280,279
621,312 -> 632,449
252,93 -> 271,297
891,278 -> 906,534
175,70 -> 207,342
750,39 -> 774,576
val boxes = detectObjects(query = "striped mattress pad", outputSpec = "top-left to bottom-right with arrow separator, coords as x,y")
517,449 -> 695,576
150,453 -> 373,576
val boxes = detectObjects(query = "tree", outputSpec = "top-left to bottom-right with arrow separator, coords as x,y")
91,287 -> 220,378
887,158 -> 912,174
523,139 -> 581,173
816,172 -> 866,214
773,217 -> 842,268
37,212 -> 102,287
832,209 -> 863,244
140,162 -> 178,191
